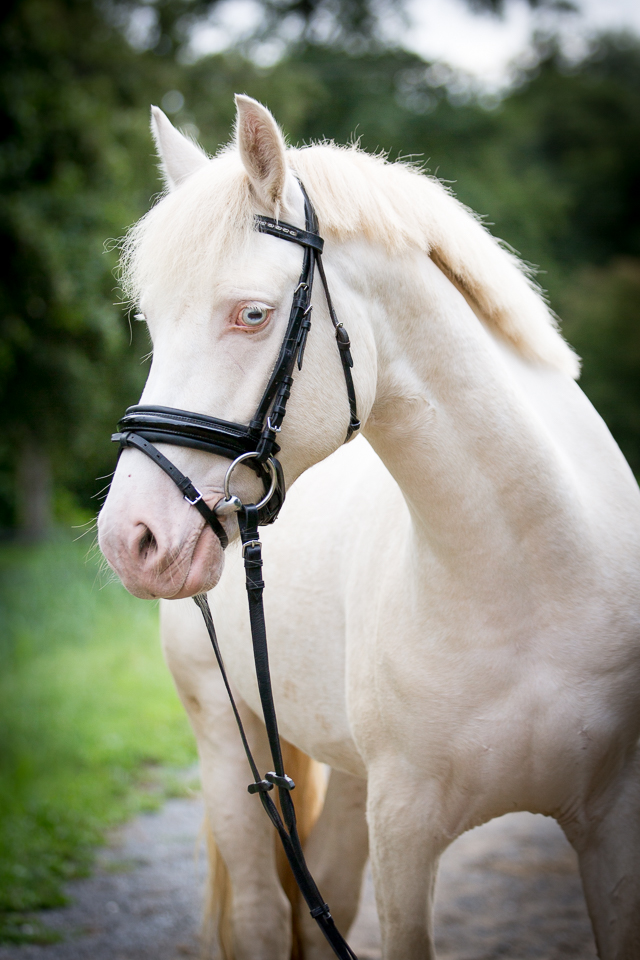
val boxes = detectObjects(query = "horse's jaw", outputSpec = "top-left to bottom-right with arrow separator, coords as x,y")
97,449 -> 226,599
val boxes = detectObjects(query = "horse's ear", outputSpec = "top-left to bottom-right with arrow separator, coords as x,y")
150,106 -> 209,191
235,95 -> 288,211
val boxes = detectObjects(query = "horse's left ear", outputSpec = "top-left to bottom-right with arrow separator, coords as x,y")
235,95 -> 288,211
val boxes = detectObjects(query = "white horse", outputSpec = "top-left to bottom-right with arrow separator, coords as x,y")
98,95 -> 640,960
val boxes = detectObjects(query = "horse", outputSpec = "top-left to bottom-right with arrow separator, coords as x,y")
98,94 -> 640,960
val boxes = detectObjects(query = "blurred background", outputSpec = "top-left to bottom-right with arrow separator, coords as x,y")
0,0 -> 639,946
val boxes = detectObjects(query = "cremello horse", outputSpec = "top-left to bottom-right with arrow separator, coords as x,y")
98,95 -> 640,960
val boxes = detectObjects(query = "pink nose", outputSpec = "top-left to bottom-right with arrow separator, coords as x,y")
99,507 -> 224,600
98,445 -> 227,599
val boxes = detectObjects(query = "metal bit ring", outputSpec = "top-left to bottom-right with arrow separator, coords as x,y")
215,452 -> 278,516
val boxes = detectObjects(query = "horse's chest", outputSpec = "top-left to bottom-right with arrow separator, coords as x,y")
212,553 -> 365,775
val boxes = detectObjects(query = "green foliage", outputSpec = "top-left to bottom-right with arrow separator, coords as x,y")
561,258 -> 640,473
103,0 -> 558,58
0,0 -> 160,527
0,537 -> 197,935
507,36 -> 640,267
0,913 -> 62,945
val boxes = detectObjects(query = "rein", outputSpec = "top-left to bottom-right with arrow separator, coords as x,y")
112,180 -> 359,960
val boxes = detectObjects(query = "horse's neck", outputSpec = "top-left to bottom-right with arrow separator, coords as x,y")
357,249 -> 583,591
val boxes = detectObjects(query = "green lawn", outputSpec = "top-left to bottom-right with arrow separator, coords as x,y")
0,535 -> 197,944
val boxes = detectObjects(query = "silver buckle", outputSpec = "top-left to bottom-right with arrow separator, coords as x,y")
184,489 -> 202,506
242,539 -> 261,557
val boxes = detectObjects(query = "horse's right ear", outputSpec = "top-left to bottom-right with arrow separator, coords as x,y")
150,106 -> 209,191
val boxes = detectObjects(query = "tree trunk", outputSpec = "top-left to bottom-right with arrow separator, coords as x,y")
16,440 -> 52,541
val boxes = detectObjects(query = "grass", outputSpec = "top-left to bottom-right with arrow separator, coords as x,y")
0,534 -> 198,943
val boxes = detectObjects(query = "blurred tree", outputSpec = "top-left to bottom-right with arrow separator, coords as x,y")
561,258 -> 640,473
496,37 -> 640,471
0,0 -> 161,535
102,0 -> 562,59
499,35 -> 640,268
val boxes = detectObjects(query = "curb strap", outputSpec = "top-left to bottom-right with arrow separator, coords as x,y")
114,432 -> 229,549
193,507 -> 358,960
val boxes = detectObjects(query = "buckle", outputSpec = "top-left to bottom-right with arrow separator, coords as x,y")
184,488 -> 202,506
242,539 -> 261,558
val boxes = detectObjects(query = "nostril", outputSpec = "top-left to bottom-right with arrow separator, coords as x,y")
137,525 -> 158,561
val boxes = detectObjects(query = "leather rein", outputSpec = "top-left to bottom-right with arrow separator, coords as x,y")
112,180 -> 360,959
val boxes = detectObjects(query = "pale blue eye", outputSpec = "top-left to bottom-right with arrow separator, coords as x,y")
240,305 -> 269,326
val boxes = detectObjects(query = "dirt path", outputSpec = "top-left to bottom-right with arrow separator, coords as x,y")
0,797 -> 597,960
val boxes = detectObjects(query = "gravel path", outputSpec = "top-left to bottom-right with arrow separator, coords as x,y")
0,797 -> 597,960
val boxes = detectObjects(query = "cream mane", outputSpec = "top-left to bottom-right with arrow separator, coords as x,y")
122,142 -> 579,378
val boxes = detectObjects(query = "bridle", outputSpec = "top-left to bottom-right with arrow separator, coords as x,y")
113,180 -> 359,546
111,179 -> 360,959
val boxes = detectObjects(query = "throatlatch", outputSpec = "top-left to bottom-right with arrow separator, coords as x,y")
111,180 -> 359,960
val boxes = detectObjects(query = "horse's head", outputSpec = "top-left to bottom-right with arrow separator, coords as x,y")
98,96 -> 372,599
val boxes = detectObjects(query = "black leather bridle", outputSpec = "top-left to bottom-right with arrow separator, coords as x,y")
111,180 -> 360,959
113,181 -> 359,546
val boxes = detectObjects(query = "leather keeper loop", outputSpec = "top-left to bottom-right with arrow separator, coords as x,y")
335,324 -> 351,347
310,903 -> 331,919
247,780 -> 274,794
265,772 -> 296,790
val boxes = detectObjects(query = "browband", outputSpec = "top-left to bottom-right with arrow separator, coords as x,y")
255,216 -> 325,253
